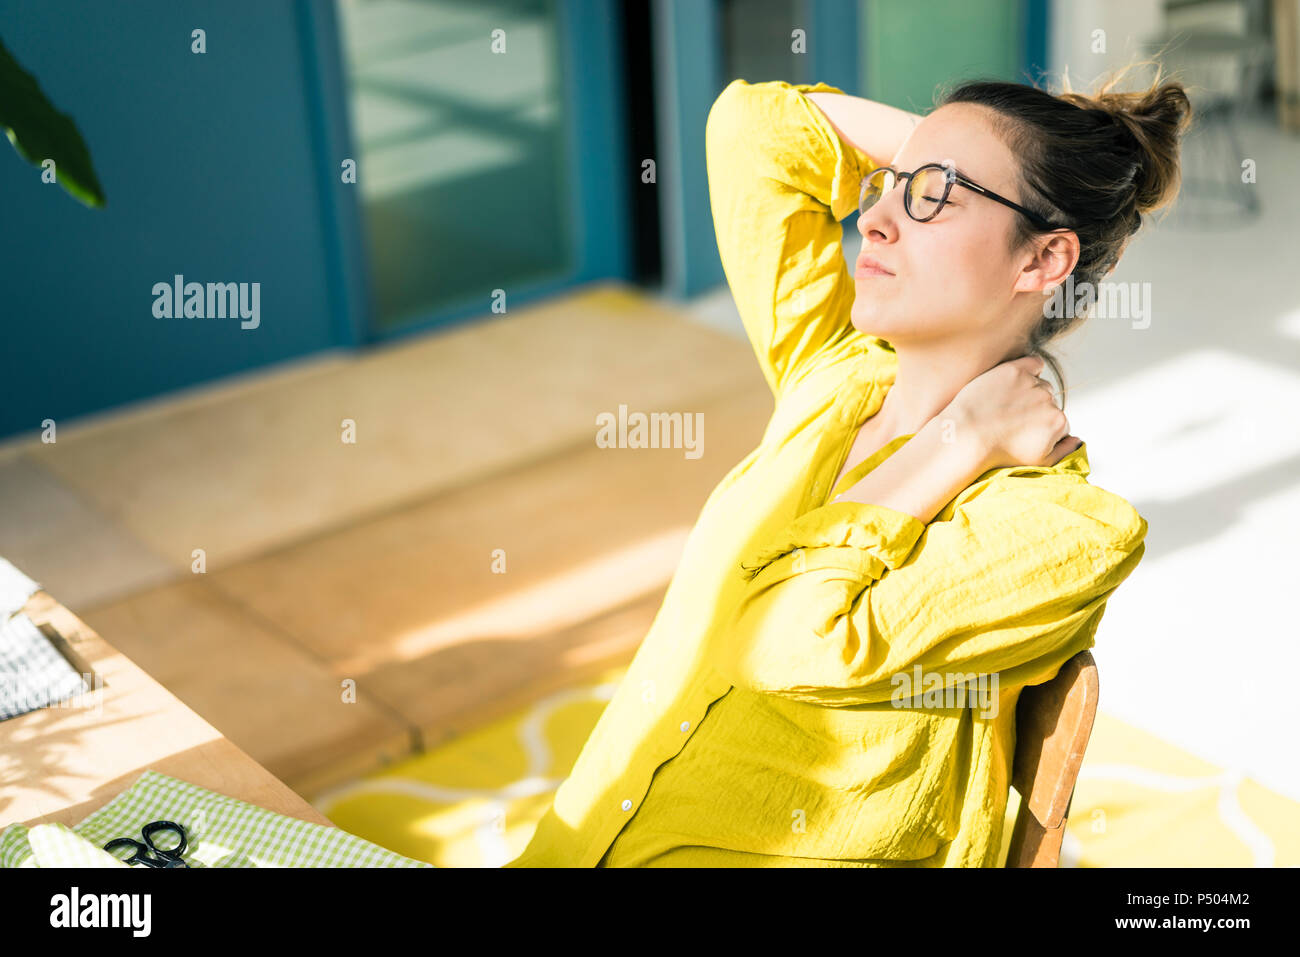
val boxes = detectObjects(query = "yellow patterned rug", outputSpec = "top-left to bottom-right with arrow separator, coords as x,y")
312,664 -> 1300,867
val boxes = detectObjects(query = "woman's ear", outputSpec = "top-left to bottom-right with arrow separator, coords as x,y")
1016,230 -> 1078,294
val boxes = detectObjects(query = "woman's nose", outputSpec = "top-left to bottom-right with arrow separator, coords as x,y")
856,193 -> 899,243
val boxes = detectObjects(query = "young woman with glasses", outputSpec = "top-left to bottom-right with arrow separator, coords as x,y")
506,62 -> 1190,869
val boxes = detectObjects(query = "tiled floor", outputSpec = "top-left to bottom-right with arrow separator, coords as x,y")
0,458 -> 177,611
0,282 -> 774,796
18,285 -> 763,571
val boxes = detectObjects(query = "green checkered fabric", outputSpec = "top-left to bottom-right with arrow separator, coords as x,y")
0,770 -> 432,867
0,823 -> 128,867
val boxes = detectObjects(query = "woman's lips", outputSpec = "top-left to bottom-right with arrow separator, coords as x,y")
855,255 -> 894,279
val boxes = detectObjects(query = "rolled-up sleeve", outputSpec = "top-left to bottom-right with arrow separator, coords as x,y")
714,474 -> 1148,707
705,78 -> 877,400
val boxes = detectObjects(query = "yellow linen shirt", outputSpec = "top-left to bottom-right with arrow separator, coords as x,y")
504,78 -> 1148,868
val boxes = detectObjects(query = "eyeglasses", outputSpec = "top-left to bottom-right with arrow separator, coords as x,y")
859,163 -> 1067,231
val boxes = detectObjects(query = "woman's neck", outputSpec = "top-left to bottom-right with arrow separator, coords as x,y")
872,337 -> 1026,438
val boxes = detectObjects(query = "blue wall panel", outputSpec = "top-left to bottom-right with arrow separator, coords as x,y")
0,0 -> 343,439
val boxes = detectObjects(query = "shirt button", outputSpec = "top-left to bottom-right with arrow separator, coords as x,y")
621,799 -> 633,811
680,720 -> 690,732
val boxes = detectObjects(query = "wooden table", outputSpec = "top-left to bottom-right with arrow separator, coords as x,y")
1,590 -> 333,829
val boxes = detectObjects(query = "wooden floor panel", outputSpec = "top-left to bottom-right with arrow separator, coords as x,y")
47,285 -> 774,794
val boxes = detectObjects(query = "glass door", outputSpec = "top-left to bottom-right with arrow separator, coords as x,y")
335,0 -> 575,336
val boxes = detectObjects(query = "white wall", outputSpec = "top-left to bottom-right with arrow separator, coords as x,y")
1048,0 -> 1165,91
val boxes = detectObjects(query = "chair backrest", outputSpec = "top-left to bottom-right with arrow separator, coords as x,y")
1005,650 -> 1099,868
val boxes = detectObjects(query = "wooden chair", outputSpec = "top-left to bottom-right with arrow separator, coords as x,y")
1005,650 -> 1099,868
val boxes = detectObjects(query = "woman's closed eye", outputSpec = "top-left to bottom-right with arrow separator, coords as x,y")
922,200 -> 958,214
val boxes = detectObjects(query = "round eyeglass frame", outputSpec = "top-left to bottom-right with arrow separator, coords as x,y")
859,163 -> 1068,231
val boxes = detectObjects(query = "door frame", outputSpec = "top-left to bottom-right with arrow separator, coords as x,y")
299,0 -> 635,347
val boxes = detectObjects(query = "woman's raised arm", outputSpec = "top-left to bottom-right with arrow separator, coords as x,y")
803,91 -> 923,170
705,80 -> 905,400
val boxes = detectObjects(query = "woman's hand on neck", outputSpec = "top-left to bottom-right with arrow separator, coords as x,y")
878,337 -> 1029,438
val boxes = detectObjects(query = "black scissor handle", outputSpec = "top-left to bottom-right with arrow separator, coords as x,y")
103,837 -> 164,867
104,837 -> 143,863
103,820 -> 190,867
142,820 -> 188,859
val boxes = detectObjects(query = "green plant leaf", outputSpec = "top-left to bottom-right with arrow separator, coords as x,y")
0,35 -> 106,207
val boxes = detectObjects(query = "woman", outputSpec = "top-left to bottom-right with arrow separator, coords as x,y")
505,63 -> 1190,868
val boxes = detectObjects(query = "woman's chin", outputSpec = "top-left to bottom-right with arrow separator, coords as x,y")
850,304 -> 900,339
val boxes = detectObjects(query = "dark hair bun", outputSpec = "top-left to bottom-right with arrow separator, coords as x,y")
1058,64 -> 1193,216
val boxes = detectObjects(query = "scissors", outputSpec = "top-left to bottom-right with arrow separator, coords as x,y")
103,820 -> 190,868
